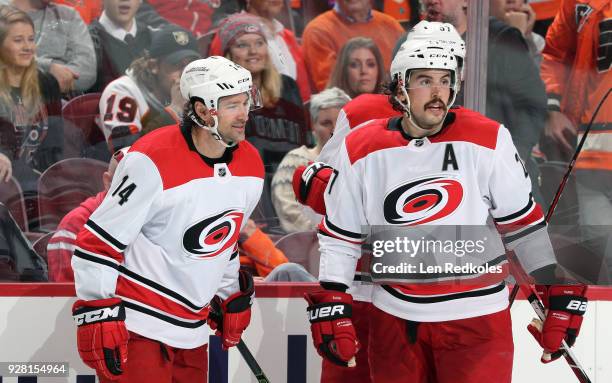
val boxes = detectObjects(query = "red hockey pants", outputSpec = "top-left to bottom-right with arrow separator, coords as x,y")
98,331 -> 208,383
369,306 -> 514,383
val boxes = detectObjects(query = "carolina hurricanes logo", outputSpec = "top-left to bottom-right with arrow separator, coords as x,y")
182,210 -> 244,259
383,175 -> 464,225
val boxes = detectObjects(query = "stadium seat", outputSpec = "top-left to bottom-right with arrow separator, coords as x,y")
32,231 -> 55,262
37,158 -> 107,231
62,92 -> 111,162
274,230 -> 320,277
0,177 -> 28,231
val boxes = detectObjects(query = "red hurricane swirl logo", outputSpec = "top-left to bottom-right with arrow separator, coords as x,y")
383,175 -> 464,225
182,210 -> 244,259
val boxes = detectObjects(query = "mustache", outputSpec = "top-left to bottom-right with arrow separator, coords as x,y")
424,98 -> 447,111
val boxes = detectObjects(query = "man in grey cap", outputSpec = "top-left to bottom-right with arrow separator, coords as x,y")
98,24 -> 201,153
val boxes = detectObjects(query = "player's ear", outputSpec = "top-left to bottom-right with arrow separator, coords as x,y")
194,101 -> 213,126
396,85 -> 407,103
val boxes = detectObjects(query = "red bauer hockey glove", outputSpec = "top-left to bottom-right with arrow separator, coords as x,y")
292,162 -> 334,215
72,298 -> 128,380
208,270 -> 254,350
305,290 -> 359,367
527,285 -> 588,363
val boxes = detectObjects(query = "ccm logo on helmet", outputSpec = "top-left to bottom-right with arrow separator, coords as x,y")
73,307 -> 122,326
182,209 -> 244,259
308,305 -> 348,321
383,175 -> 464,225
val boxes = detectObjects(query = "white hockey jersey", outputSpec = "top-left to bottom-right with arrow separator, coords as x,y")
317,94 -> 401,302
319,107 -> 556,322
72,124 -> 264,348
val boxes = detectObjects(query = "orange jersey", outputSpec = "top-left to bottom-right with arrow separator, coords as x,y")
540,0 -> 612,171
530,0 -> 562,20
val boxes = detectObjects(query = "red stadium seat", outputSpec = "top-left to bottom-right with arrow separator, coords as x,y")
62,92 -> 111,161
37,158 -> 107,231
0,177 -> 28,231
274,230 -> 320,277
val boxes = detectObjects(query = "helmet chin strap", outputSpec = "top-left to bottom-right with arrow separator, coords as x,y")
189,111 -> 236,148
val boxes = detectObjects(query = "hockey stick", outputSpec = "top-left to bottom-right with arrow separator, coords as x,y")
507,252 -> 592,383
509,87 -> 612,306
209,311 -> 271,383
505,89 -> 611,382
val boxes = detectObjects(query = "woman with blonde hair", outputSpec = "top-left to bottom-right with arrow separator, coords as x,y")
0,4 -> 62,225
220,13 -> 308,176
328,37 -> 386,98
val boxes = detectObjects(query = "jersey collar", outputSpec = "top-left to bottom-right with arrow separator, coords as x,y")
387,110 -> 457,141
180,122 -> 237,167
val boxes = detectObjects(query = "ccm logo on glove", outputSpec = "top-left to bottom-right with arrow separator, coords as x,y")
73,306 -> 124,325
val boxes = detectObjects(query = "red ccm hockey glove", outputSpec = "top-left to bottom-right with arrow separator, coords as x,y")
527,285 -> 588,363
72,298 -> 128,380
292,162 -> 334,215
305,290 -> 359,367
208,270 -> 255,350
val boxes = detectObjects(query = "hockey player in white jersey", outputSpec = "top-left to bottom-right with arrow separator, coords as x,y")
294,21 -> 466,383
98,24 -> 201,153
304,42 -> 588,382
71,56 -> 264,382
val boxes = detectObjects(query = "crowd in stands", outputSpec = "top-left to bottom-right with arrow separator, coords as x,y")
0,0 -> 609,283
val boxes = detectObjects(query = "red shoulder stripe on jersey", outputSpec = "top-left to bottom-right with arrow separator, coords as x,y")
428,109 -> 499,149
343,94 -> 400,129
116,276 -> 210,321
134,126 -> 264,190
346,118 -> 409,165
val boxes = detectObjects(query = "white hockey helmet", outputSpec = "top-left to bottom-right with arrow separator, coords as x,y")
404,20 -> 465,78
180,56 -> 261,147
390,42 -> 459,124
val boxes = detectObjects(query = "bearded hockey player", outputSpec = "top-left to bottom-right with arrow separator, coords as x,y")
304,42 -> 588,382
71,56 -> 264,382
295,21 -> 466,383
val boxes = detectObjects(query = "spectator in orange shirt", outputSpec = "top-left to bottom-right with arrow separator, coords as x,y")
302,0 -> 404,91
239,218 -> 315,281
328,37 -> 386,98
